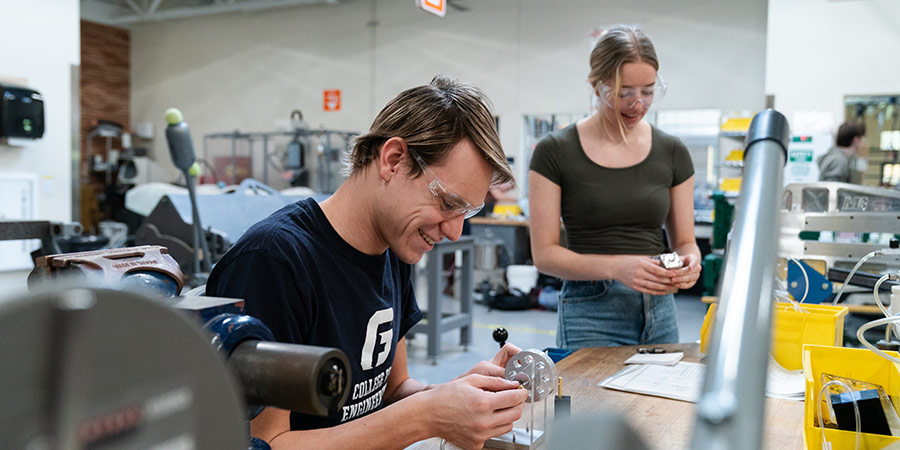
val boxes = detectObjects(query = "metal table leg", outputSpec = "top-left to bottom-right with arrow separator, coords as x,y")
409,237 -> 475,364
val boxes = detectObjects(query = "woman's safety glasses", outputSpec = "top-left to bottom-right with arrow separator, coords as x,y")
598,75 -> 667,110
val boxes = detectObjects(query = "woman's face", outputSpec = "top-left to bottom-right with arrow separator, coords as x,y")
597,61 -> 659,130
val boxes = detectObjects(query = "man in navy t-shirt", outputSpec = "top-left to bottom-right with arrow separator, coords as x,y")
207,75 -> 527,450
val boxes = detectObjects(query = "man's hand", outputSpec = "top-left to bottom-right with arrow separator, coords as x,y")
424,374 -> 528,449
455,343 -> 522,380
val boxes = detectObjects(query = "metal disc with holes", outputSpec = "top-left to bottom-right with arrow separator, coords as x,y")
504,349 -> 557,402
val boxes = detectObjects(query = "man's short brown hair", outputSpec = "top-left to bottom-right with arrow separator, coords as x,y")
836,122 -> 866,148
347,75 -> 513,186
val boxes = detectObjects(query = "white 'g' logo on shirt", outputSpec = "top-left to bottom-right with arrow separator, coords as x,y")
360,308 -> 394,370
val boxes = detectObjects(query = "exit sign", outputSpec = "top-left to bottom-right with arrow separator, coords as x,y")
417,0 -> 446,17
323,89 -> 341,112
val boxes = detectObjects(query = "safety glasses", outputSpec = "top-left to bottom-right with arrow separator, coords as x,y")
408,149 -> 484,220
598,75 -> 668,109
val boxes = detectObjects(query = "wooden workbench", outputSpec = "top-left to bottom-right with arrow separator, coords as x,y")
555,343 -> 803,449
412,343 -> 804,449
468,217 -> 529,227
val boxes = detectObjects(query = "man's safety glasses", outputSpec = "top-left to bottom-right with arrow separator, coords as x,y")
408,149 -> 485,220
598,75 -> 667,109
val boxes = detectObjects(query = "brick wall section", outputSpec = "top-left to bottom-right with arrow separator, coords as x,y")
80,20 -> 130,228
81,20 -> 129,166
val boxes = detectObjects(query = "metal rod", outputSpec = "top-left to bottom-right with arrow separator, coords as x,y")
184,169 -> 211,274
184,169 -> 202,276
690,109 -> 789,450
530,361 -> 535,447
543,389 -> 547,441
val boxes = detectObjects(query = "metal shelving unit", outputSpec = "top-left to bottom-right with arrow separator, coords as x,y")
648,109 -> 722,224
202,128 -> 358,193
845,94 -> 900,187
717,115 -> 754,194
521,113 -> 586,193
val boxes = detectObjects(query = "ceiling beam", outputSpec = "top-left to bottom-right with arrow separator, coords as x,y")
124,0 -> 145,15
109,0 -> 337,24
147,0 -> 163,15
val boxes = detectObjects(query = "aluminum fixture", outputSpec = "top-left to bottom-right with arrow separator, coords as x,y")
690,109 -> 790,450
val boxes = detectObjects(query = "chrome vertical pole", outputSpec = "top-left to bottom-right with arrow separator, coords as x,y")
690,109 -> 789,450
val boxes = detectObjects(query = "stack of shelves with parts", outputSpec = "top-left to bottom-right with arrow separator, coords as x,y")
702,115 -> 753,297
716,116 -> 754,197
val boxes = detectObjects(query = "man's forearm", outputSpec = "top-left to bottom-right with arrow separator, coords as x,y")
384,376 -> 428,405
269,393 -> 434,450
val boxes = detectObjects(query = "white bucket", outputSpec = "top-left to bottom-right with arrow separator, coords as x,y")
506,264 -> 538,293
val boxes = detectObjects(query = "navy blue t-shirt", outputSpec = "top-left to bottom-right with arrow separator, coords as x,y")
207,197 -> 423,430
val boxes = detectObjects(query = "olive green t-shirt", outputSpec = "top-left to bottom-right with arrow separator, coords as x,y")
529,124 -> 694,255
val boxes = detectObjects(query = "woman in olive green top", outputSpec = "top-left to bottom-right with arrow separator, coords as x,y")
528,25 -> 702,349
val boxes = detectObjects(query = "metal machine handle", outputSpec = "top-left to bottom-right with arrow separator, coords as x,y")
229,340 -> 351,417
690,109 -> 789,450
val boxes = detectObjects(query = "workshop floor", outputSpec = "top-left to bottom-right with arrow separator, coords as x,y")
406,293 -> 708,386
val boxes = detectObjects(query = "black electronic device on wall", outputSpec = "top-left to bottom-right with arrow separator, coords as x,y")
0,83 -> 44,139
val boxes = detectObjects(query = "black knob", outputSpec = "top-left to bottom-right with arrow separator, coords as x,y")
493,327 -> 508,349
891,238 -> 899,249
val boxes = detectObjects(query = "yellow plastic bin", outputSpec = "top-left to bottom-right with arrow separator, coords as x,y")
700,302 -> 848,370
802,344 -> 900,449
491,203 -> 522,217
699,303 -> 717,354
771,302 -> 849,371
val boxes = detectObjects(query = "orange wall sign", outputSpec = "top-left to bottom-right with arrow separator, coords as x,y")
417,0 -> 445,17
323,89 -> 341,112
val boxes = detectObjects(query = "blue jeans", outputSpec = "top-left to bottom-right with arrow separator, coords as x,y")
557,280 -> 679,349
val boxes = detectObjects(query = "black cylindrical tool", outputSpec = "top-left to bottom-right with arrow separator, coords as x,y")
229,340 -> 351,417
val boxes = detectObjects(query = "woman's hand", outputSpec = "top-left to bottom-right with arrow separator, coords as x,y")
669,253 -> 701,290
614,255 -> 679,296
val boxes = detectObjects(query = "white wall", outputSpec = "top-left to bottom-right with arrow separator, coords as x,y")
767,0 -> 900,127
0,0 -> 80,295
130,0 -> 769,185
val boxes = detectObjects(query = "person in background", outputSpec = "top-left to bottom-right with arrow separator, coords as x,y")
207,75 -> 527,449
528,25 -> 701,350
818,121 -> 866,183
